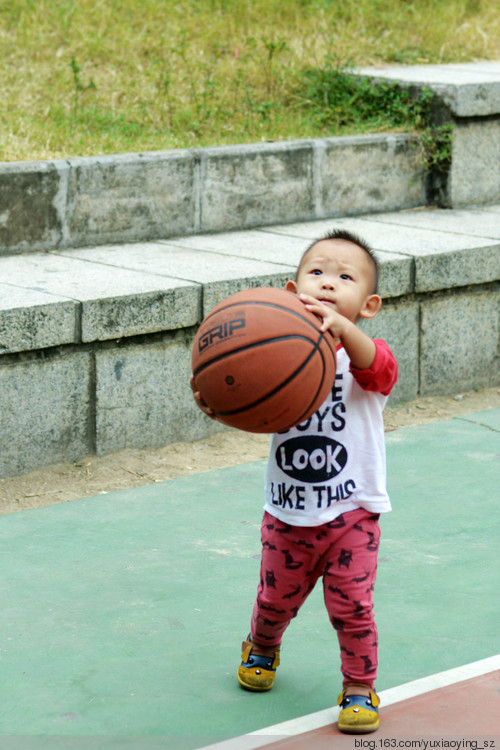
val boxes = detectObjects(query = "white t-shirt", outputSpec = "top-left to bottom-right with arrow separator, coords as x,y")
264,341 -> 398,527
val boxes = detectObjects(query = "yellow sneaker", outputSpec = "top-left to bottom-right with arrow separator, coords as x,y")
237,638 -> 280,692
337,689 -> 380,734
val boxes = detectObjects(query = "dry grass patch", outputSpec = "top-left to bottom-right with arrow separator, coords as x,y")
0,0 -> 499,161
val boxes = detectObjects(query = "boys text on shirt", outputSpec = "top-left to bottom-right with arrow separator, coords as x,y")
264,340 -> 398,527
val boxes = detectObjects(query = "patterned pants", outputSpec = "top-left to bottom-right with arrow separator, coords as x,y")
250,508 -> 381,687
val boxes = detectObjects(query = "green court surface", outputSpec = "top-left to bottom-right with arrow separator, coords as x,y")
0,409 -> 498,745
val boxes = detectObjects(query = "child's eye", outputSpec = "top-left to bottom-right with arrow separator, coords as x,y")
340,273 -> 352,280
311,269 -> 322,275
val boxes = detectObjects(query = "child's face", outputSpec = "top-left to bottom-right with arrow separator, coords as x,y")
289,239 -> 378,323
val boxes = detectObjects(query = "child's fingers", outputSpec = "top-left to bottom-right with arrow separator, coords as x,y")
301,297 -> 329,323
190,376 -> 217,419
300,296 -> 323,315
198,399 -> 217,419
299,293 -> 317,306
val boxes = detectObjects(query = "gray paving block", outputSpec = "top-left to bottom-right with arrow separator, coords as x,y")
359,301 -> 419,404
420,292 -> 500,394
62,241 -> 293,318
0,284 -> 77,354
0,159 -> 67,255
0,351 -> 92,478
317,134 -> 425,216
449,119 -> 500,206
355,62 -> 500,117
166,228 -> 308,267
267,216 -> 497,292
363,207 -> 500,287
155,240 -> 296,312
199,141 -> 315,232
0,253 -> 200,342
64,237 -> 297,274
410,242 -> 499,293
65,151 -> 197,247
170,226 -> 414,299
200,272 -> 292,315
363,206 -> 500,239
95,331 -> 224,456
373,251 -> 415,299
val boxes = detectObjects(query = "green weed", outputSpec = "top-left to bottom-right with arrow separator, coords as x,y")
295,59 -> 434,130
69,57 -> 96,114
420,123 -> 455,171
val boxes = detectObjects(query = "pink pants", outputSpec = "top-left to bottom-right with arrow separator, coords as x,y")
250,508 -> 381,687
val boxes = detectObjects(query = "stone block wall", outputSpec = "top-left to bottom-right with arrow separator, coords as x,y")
0,134 -> 425,256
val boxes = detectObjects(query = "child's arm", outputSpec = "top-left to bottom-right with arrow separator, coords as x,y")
351,339 -> 398,395
329,314 -> 376,371
300,296 -> 398,394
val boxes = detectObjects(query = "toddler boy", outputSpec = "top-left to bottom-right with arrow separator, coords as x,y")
192,229 -> 398,733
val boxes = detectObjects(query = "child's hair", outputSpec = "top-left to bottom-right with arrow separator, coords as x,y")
296,229 -> 379,293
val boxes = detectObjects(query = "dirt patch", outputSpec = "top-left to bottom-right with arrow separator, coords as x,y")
0,386 -> 498,516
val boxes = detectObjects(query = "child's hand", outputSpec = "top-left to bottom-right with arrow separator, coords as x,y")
190,375 -> 217,420
299,293 -> 348,340
299,293 -> 378,371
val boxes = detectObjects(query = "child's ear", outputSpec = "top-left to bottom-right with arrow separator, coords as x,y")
359,294 -> 382,319
285,280 -> 298,294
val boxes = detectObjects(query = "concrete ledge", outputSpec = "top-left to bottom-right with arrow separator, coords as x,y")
3,205 -> 499,355
0,134 -> 425,256
66,151 -> 198,247
420,290 -> 499,393
449,119 -> 500,206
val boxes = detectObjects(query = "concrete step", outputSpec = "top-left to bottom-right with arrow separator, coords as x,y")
355,61 -> 500,206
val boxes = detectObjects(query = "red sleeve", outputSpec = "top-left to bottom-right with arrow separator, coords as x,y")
350,339 -> 398,396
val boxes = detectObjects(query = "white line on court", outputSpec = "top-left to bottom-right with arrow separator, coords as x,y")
201,654 -> 500,750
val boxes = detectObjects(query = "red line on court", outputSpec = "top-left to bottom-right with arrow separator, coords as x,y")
266,671 -> 500,748
203,657 -> 500,750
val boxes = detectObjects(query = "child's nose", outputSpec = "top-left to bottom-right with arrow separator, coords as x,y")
321,277 -> 335,289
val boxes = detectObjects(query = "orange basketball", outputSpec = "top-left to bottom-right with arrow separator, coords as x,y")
191,287 -> 337,433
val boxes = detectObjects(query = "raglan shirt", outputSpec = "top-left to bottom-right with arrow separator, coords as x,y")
263,340 -> 398,527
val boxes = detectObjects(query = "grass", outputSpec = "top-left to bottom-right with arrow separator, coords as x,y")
0,0 -> 499,162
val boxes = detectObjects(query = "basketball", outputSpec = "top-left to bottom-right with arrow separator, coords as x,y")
191,287 -> 337,433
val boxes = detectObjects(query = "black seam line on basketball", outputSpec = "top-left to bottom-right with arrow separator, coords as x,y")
286,343 -> 329,426
193,333 -> 320,378
261,341 -> 330,430
212,333 -> 329,417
